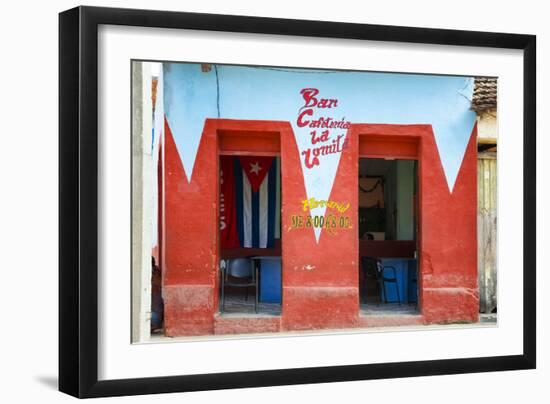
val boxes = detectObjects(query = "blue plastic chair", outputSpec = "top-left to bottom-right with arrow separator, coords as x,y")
377,262 -> 401,305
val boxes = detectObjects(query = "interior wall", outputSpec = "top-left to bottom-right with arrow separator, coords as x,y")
385,162 -> 396,240
359,158 -> 415,241
396,160 -> 415,241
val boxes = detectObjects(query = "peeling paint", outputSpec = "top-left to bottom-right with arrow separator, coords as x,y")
423,252 -> 434,275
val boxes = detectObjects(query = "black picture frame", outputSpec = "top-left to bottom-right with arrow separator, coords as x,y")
59,5 -> 536,398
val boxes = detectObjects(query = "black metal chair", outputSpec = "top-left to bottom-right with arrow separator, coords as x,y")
378,262 -> 401,305
361,257 -> 383,306
220,258 -> 258,313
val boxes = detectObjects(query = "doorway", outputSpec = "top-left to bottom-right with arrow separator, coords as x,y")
358,157 -> 419,315
218,132 -> 283,317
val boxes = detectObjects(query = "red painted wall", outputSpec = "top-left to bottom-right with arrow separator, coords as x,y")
162,119 -> 219,336
280,120 -> 359,331
350,124 -> 479,324
162,119 -> 478,336
419,126 -> 479,323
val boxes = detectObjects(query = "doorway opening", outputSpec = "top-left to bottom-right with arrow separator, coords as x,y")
218,154 -> 282,317
358,157 -> 419,316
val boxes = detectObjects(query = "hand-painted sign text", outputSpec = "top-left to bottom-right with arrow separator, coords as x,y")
297,88 -> 350,169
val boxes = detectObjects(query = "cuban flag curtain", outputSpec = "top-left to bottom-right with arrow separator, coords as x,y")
220,156 -> 280,249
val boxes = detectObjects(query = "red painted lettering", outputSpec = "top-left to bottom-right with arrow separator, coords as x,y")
310,130 -> 330,145
297,108 -> 313,127
301,148 -> 320,169
300,88 -> 319,110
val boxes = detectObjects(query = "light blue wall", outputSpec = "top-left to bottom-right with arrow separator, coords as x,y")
163,63 -> 476,193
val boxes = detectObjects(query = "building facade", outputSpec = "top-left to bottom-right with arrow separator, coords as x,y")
151,62 -> 480,337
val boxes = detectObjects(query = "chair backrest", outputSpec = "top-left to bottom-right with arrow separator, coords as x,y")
227,258 -> 254,279
381,265 -> 398,282
376,260 -> 384,275
362,257 -> 379,279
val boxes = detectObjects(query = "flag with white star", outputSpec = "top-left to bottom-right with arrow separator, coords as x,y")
220,156 -> 280,248
239,156 -> 274,193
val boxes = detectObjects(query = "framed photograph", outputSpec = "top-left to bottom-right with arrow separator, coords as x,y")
59,6 -> 536,398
